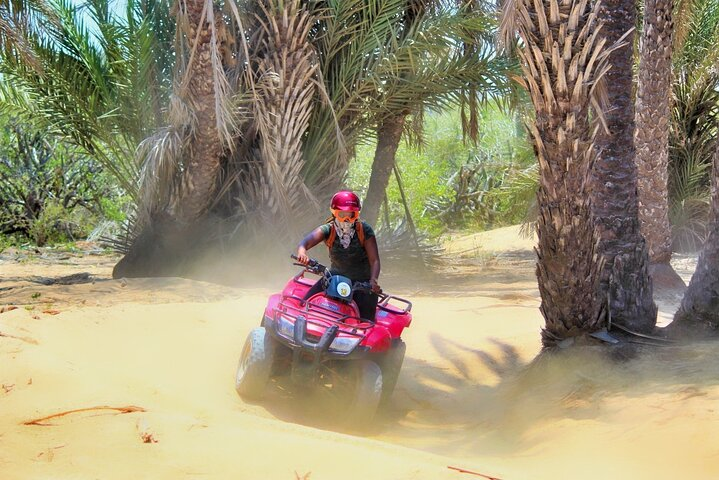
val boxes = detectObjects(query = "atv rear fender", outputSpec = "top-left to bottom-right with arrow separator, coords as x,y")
375,301 -> 412,338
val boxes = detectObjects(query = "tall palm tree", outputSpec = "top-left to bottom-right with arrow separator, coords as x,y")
112,0 -> 240,276
634,0 -> 679,286
362,0 -> 514,226
666,0 -> 719,334
171,0 -> 235,221
251,0 -> 320,219
362,0 -> 426,226
299,0 -> 420,196
671,132 -> 719,335
593,0 -> 657,333
500,0 -> 612,347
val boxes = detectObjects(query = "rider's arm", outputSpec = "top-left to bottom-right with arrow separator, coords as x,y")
364,235 -> 381,292
296,227 -> 326,264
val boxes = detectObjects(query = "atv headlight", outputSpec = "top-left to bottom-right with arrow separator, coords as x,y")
277,315 -> 295,339
329,336 -> 361,353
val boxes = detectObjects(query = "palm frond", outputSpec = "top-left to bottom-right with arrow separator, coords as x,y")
136,126 -> 184,227
0,0 -> 177,200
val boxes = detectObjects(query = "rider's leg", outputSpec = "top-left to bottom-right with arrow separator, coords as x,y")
353,290 -> 378,321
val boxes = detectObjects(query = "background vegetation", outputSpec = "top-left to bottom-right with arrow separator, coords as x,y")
0,117 -> 128,248
346,106 -> 534,236
0,104 -> 533,249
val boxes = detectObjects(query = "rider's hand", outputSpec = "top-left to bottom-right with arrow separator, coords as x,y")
296,247 -> 309,265
370,278 -> 382,294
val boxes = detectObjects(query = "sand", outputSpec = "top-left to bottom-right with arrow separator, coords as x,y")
2,226 -> 717,480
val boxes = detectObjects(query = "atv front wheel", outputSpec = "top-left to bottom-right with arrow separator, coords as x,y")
235,327 -> 276,399
342,360 -> 383,426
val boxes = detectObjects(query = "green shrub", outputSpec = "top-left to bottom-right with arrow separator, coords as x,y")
27,200 -> 97,246
0,233 -> 25,253
0,119 -> 125,244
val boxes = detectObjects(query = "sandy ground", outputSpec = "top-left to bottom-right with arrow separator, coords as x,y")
2,227 -> 718,480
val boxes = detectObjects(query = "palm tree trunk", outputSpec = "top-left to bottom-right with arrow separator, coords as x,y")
253,0 -> 319,230
593,0 -> 657,333
503,0 -> 609,347
363,114 -> 407,227
362,0 -> 425,227
635,0 -> 684,288
670,139 -> 719,335
112,0 -> 228,278
176,0 -> 225,221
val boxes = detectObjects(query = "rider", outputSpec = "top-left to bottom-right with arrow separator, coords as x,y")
296,190 -> 381,321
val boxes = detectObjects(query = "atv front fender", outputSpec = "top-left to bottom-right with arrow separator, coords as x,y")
263,294 -> 282,323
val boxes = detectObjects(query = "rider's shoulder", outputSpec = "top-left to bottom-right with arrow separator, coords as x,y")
318,223 -> 332,235
360,221 -> 375,237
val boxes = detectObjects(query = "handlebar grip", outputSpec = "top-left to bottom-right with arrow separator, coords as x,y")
290,253 -> 321,269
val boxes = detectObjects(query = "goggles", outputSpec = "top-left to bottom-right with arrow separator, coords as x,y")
332,209 -> 359,223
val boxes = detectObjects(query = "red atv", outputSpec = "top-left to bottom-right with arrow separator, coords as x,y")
235,255 -> 412,423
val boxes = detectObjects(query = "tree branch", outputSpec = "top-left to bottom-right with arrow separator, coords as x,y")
23,405 -> 146,426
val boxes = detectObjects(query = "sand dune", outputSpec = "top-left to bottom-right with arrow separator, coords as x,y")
1,228 -> 716,480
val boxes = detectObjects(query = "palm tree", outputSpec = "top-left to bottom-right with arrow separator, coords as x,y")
250,0 -> 320,220
112,0 -> 241,276
170,0 -> 235,221
500,0 -> 613,347
667,0 -> 719,336
361,0 -> 426,226
593,0 -> 657,333
297,0 -> 425,198
671,133 -> 719,335
0,0 -> 175,197
634,0 -> 681,287
362,1 -> 515,227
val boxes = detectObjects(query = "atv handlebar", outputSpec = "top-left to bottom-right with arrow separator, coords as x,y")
290,254 -> 327,275
290,254 -> 382,295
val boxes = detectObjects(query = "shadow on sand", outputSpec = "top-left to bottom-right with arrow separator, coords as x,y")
248,333 -> 719,460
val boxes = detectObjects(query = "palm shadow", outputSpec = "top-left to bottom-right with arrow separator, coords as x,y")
372,335 -> 719,457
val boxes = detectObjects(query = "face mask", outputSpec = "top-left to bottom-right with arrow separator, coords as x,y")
334,219 -> 355,248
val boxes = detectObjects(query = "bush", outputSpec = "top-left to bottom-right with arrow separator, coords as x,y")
0,119 -> 126,245
27,200 -> 97,246
0,233 -> 26,253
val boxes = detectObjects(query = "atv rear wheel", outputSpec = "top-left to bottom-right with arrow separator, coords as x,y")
235,327 -> 276,400
378,340 -> 406,406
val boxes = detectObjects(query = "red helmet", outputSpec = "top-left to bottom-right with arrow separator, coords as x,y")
330,190 -> 361,211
